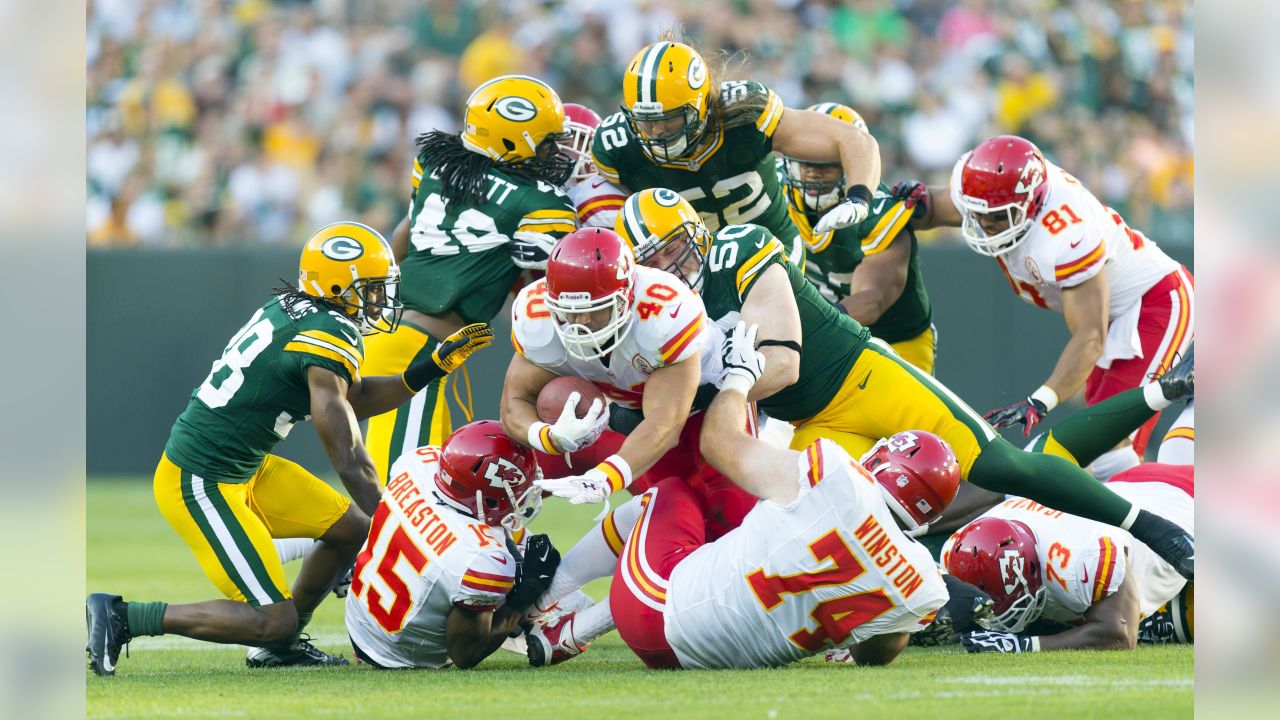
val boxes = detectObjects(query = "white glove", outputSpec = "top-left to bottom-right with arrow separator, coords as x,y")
510,230 -> 559,270
813,196 -> 870,235
546,393 -> 609,453
535,468 -> 612,505
719,321 -> 766,394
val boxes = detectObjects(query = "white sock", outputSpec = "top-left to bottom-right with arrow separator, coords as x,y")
1087,446 -> 1142,481
571,597 -> 616,644
1143,381 -> 1173,411
1156,401 -> 1194,466
274,538 -> 317,564
538,496 -> 643,609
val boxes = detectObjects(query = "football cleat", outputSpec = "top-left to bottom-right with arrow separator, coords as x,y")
332,566 -> 354,599
86,593 -> 132,677
823,647 -> 855,664
1156,347 -> 1194,402
526,613 -> 587,667
246,635 -> 349,668
525,590 -> 595,626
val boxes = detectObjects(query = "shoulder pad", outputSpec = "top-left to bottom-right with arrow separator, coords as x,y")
511,280 -> 567,367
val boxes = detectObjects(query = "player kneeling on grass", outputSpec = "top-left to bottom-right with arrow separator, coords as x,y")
579,323 -> 962,669
344,421 -> 561,669
86,222 -> 493,676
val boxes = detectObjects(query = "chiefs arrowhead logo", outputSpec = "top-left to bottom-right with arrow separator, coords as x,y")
481,457 -> 526,489
998,549 -> 1029,595
1014,158 -> 1045,196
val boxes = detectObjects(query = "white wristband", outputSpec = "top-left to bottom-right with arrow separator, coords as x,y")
720,372 -> 756,395
1030,386 -> 1059,412
1143,381 -> 1173,411
596,454 -> 633,492
527,422 -> 562,455
1029,636 -> 1041,652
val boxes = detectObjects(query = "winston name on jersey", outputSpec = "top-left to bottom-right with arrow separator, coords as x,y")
954,157 -> 1182,367
165,296 -> 364,482
400,156 -> 578,324
664,439 -> 947,669
346,447 -> 518,669
511,266 -> 724,408
942,474 -> 1192,623
593,80 -> 803,263
698,223 -> 871,420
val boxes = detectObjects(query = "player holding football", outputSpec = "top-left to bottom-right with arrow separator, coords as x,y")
942,353 -> 1195,653
592,39 -> 881,268
900,135 -> 1193,475
370,75 -> 581,483
778,103 -> 937,374
344,421 -> 562,669
597,188 -> 1195,583
86,222 -> 493,675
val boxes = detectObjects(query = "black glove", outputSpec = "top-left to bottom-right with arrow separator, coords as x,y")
943,574 -> 995,634
891,180 -> 930,220
1137,610 -> 1177,645
607,403 -> 645,436
961,630 -> 1036,653
984,397 -> 1049,437
506,534 -> 561,612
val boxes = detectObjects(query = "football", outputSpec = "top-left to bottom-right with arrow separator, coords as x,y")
537,376 -> 606,422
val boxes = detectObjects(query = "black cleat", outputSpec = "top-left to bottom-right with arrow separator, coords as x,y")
1157,347 -> 1194,402
246,635 -> 349,668
86,593 -> 132,676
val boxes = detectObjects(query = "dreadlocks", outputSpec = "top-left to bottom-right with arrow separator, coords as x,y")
415,131 -> 545,206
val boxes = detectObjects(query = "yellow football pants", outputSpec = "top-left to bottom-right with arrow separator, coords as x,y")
362,323 -> 452,484
154,453 -> 350,606
889,324 -> 936,375
788,339 -> 996,476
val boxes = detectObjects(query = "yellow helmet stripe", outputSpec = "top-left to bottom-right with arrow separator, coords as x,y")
810,102 -> 839,116
620,194 -> 653,247
637,42 -> 672,105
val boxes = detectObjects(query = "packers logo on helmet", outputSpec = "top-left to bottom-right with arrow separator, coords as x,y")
621,42 -> 713,163
614,189 -> 711,291
460,75 -> 574,184
782,102 -> 868,214
298,222 -> 403,335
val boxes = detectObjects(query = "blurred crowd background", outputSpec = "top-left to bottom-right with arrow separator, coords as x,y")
86,0 -> 1194,248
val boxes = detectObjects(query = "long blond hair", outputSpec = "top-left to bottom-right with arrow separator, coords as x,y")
655,29 -> 770,133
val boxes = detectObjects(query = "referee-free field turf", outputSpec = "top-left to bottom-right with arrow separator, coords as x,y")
87,477 -> 1192,720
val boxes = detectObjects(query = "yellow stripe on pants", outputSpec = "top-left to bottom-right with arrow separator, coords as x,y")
362,324 -> 452,484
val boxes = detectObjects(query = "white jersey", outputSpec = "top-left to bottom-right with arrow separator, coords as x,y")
568,173 -> 627,229
941,480 -> 1192,623
952,157 -> 1181,365
345,448 -> 517,669
664,439 -> 948,669
512,265 -> 724,409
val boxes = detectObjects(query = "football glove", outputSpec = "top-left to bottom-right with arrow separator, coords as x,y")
507,534 -> 561,612
891,180 -> 930,220
813,185 -> 873,235
510,230 -> 558,270
984,397 -> 1049,437
1137,609 -> 1177,645
544,394 -> 610,453
961,631 -> 1037,654
403,323 -> 495,391
535,456 -> 629,505
719,321 -> 766,394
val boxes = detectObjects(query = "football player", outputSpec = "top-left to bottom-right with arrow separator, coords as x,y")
561,102 -> 628,229
900,135 -> 1194,476
942,353 -> 1194,653
371,75 -> 581,484
592,39 -> 881,269
344,421 -> 561,669
86,222 -> 493,675
591,324 -> 956,668
779,103 -> 936,374
605,188 -> 1195,583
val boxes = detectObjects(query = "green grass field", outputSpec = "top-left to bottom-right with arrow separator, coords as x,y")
87,477 -> 1192,720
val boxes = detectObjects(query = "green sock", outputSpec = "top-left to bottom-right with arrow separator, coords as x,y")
1042,387 -> 1157,467
125,601 -> 168,637
296,611 -> 313,635
970,438 -> 1132,526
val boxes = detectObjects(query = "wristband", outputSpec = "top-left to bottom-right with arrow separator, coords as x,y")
845,183 -> 873,207
402,357 -> 445,393
1028,636 -> 1041,652
1029,385 -> 1059,412
527,422 -> 563,455
720,373 -> 755,395
595,455 -> 632,492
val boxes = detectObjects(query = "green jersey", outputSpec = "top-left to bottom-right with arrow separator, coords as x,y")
399,154 -> 578,324
783,179 -> 933,344
699,223 -> 870,421
593,81 -> 803,262
164,297 -> 365,483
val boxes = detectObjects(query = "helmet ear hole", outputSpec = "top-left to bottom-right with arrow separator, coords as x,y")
503,138 -> 516,152
330,284 -> 342,295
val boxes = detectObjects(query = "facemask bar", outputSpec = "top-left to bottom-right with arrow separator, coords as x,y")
979,585 -> 1048,633
783,157 -> 845,213
508,132 -> 575,187
547,290 -> 634,361
634,221 -> 708,293
561,120 -> 597,183
954,194 -> 1033,257
622,103 -> 705,163
335,265 -> 403,335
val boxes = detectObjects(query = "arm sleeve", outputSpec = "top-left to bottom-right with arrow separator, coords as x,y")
283,323 -> 364,384
451,550 -> 517,611
858,188 -> 914,256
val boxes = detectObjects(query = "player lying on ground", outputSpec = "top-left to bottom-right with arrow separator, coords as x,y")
85,222 -> 493,676
344,421 -> 561,669
942,351 -> 1194,653
899,135 -> 1193,477
596,188 -> 1195,582
525,322 -> 986,667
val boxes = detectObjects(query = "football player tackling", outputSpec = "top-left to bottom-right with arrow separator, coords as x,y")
86,222 -> 492,675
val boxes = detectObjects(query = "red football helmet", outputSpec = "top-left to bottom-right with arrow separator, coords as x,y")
950,135 -> 1050,257
545,228 -> 637,360
945,518 -> 1047,632
862,431 -> 961,532
562,103 -> 602,184
435,420 -> 542,531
